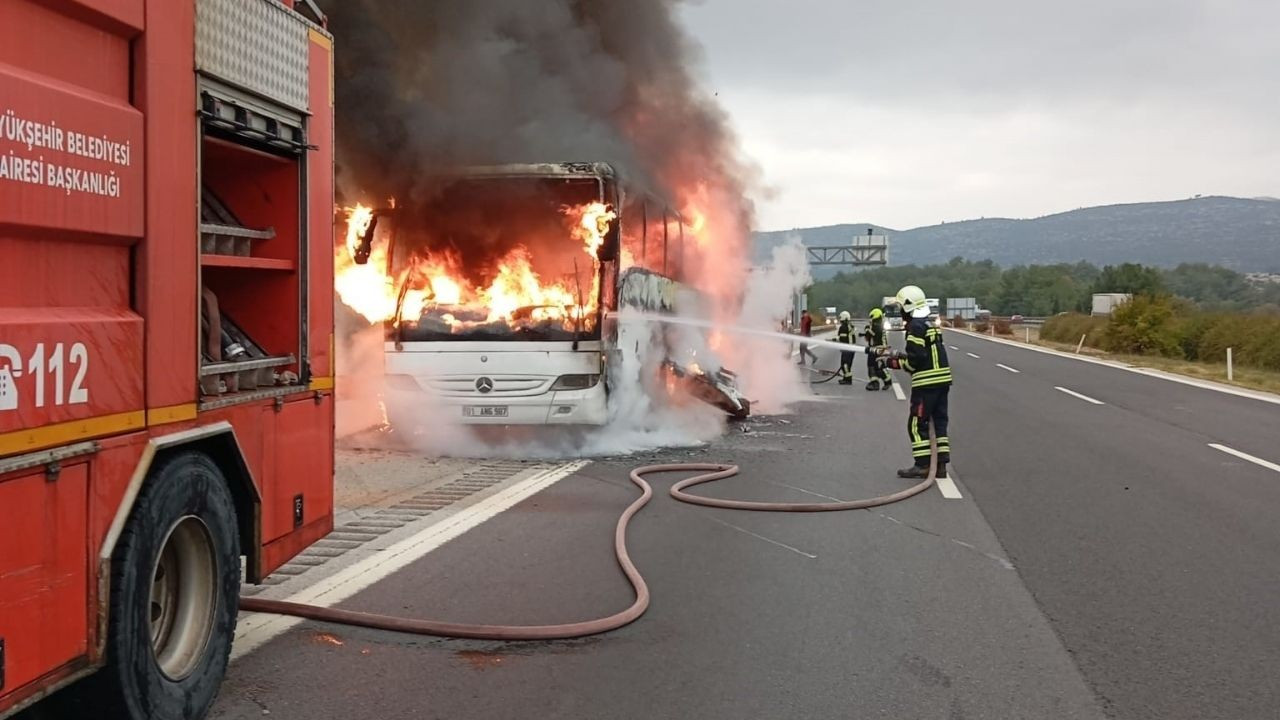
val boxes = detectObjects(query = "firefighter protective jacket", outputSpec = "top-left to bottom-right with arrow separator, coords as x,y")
902,317 -> 952,388
864,316 -> 887,347
837,319 -> 854,345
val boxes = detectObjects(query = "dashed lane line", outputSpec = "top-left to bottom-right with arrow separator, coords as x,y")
1054,386 -> 1105,405
966,352 -> 981,359
1209,444 -> 1280,474
996,364 -> 1020,374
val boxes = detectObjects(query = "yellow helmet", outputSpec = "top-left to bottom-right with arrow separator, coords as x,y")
869,308 -> 884,319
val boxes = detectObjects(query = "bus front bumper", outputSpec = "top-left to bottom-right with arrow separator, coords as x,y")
386,375 -> 608,426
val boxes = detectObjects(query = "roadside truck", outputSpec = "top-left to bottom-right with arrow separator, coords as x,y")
1,1 -> 336,718
882,297 -> 904,331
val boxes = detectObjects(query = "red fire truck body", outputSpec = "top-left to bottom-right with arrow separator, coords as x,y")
0,0 -> 335,716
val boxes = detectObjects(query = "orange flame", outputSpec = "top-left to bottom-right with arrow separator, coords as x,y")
334,202 -> 612,332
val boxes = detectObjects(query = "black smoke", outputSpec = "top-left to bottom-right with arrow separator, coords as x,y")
319,0 -> 755,270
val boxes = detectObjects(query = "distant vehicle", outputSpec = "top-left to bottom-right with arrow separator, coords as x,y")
882,296 -> 904,330
1011,314 -> 1025,323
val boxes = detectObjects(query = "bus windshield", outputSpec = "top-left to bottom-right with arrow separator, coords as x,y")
385,176 -> 613,343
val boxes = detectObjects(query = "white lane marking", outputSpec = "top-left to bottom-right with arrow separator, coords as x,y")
966,352 -> 981,359
935,466 -> 963,499
891,381 -> 906,401
1054,386 -> 1105,405
1209,444 -> 1280,474
948,345 -> 959,350
996,363 -> 1020,374
949,327 -> 1280,407
231,460 -> 590,660
704,515 -> 817,559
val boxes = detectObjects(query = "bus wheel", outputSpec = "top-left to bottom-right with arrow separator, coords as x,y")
84,452 -> 241,719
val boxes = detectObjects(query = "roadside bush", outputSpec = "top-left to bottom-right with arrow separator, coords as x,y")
994,318 -> 1013,335
1172,313 -> 1220,361
1042,301 -> 1280,372
973,320 -> 990,334
1200,314 -> 1280,371
951,314 -> 966,329
1041,313 -> 1107,347
1103,295 -> 1182,357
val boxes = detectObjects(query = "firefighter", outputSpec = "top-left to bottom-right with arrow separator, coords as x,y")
836,311 -> 855,384
875,285 -> 951,479
861,307 -> 893,391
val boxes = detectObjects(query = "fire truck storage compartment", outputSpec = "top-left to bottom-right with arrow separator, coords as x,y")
0,463 -> 90,694
197,96 -> 308,404
258,395 -> 334,544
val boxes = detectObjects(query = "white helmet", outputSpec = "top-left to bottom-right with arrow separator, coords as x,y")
838,310 -> 851,321
896,285 -> 931,318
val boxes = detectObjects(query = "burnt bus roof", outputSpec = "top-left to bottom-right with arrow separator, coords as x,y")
427,162 -> 682,219
433,162 -> 618,179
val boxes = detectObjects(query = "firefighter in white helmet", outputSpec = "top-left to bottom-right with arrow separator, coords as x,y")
836,310 -> 855,384
876,285 -> 951,478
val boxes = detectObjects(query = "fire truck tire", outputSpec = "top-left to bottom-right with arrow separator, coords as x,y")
81,452 -> 241,719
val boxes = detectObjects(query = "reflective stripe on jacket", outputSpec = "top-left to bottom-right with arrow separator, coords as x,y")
901,317 -> 952,387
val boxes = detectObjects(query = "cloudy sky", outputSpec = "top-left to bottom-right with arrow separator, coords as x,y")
678,0 -> 1279,231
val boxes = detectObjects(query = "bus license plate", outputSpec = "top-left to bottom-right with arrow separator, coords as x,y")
464,406 -> 508,418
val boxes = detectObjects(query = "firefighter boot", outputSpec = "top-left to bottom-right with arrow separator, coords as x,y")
881,377 -> 893,391
896,464 -> 931,479
864,379 -> 881,391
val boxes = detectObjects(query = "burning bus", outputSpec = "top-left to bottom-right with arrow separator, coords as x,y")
336,162 -> 748,425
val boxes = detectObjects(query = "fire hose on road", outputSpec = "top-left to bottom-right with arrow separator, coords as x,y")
239,433 -> 938,641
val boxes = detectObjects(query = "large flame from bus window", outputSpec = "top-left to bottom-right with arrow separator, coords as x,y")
334,202 -> 614,333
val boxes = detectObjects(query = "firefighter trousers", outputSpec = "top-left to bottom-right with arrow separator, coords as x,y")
908,386 -> 950,466
839,351 -> 855,380
866,352 -> 890,382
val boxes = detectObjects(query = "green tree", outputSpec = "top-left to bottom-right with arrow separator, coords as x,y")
1094,263 -> 1165,296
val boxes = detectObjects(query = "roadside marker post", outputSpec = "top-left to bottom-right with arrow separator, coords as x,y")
1076,334 -> 1087,354
1227,347 -> 1234,382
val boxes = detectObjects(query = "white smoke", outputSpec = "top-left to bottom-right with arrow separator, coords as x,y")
723,236 -> 814,414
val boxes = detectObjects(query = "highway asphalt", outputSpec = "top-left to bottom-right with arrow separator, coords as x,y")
207,341 -> 1108,720
940,329 -> 1280,720
189,327 -> 1280,719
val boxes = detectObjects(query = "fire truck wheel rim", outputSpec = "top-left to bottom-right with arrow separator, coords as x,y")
150,515 -> 218,681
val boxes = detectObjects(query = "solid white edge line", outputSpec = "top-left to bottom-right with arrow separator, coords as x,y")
966,352 -> 981,359
949,327 -> 1280,407
996,363 -> 1021,374
1209,443 -> 1280,474
230,459 -> 591,661
1054,386 -> 1105,405
935,466 -> 963,499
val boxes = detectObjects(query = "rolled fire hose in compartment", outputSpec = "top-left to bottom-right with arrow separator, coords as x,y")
240,434 -> 940,640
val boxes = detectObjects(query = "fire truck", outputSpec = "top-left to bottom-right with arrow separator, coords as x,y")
1,0 -> 335,717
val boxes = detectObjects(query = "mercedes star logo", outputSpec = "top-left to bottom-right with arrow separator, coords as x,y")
475,377 -> 494,394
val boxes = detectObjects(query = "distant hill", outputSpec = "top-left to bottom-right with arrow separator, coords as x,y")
755,196 -> 1280,277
